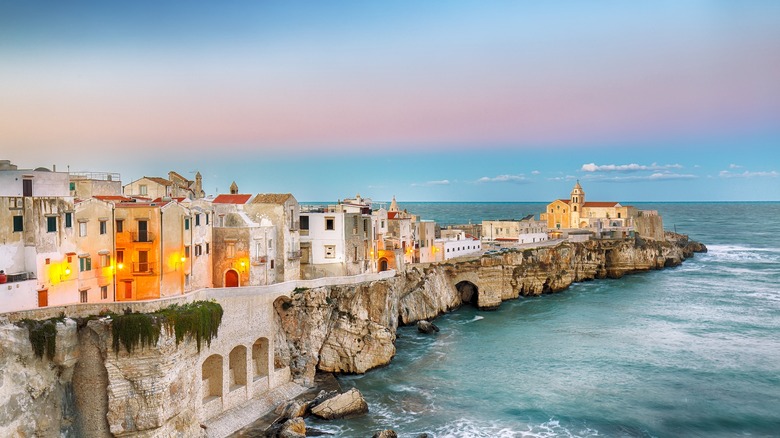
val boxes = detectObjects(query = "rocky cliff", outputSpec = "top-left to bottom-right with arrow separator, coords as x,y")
275,233 -> 706,384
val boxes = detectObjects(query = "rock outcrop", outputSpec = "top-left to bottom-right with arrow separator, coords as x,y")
416,320 -> 439,334
310,388 -> 369,420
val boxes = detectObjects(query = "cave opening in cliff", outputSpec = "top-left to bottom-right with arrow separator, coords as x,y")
456,281 -> 480,307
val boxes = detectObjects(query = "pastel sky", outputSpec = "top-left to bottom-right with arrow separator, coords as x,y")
1,1 -> 779,201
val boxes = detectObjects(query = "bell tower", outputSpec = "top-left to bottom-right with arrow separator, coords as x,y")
570,181 -> 585,228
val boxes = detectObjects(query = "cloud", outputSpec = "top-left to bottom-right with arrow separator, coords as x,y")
729,164 -> 743,169
531,170 -> 541,175
411,179 -> 451,187
581,162 -> 683,173
582,173 -> 697,182
476,174 -> 530,184
547,175 -> 577,181
719,170 -> 778,178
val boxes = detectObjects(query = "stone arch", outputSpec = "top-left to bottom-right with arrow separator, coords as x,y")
378,258 -> 389,272
228,345 -> 248,391
202,354 -> 223,402
225,269 -> 239,287
580,221 -> 588,228
456,280 -> 479,306
252,338 -> 270,380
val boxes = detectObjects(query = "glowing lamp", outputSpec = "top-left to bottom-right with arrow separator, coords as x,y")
181,257 -> 186,263
117,263 -> 124,270
64,267 -> 71,276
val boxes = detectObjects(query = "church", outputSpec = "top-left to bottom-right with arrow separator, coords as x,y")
541,181 -> 637,230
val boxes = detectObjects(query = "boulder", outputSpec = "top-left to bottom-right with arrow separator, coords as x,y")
310,388 -> 368,420
416,320 -> 439,334
274,399 -> 308,419
277,417 -> 306,438
373,430 -> 398,438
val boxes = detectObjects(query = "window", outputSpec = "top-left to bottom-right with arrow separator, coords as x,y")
23,179 -> 33,197
325,245 -> 336,258
205,213 -> 209,225
116,250 -> 124,265
45,258 -> 51,264
185,246 -> 190,258
100,220 -> 107,235
70,182 -> 76,191
79,256 -> 92,272
100,254 -> 110,268
80,290 -> 88,303
65,213 -> 72,228
270,260 -> 274,269
184,218 -> 190,230
139,184 -> 148,195
227,243 -> 235,258
47,216 -> 57,232
195,244 -> 202,257
195,214 -> 201,226
205,242 -> 210,254
325,217 -> 335,231
101,286 -> 108,300
13,215 -> 23,232
79,222 -> 87,237
116,220 -> 124,232
268,239 -> 273,250
300,215 -> 309,230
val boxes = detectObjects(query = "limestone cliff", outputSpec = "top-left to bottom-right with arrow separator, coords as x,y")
275,233 -> 706,384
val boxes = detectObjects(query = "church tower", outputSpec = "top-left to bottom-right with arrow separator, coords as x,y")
570,181 -> 585,228
229,181 -> 239,194
194,171 -> 205,198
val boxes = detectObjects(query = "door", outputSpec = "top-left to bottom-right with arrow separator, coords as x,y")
138,220 -> 148,242
124,281 -> 132,299
23,179 -> 33,197
37,289 -> 48,307
138,251 -> 148,273
225,269 -> 239,287
379,258 -> 388,272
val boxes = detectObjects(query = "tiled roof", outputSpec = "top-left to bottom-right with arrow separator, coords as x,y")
143,176 -> 173,186
251,193 -> 294,204
213,194 -> 252,204
93,195 -> 133,202
584,201 -> 620,207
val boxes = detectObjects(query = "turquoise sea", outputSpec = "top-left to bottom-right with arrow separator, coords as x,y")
307,202 -> 780,437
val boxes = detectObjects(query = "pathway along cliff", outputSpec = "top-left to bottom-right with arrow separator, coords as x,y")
273,232 -> 706,387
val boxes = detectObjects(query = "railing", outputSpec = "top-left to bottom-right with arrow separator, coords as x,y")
287,250 -> 301,260
3,272 -> 36,283
130,231 -> 155,242
251,256 -> 268,265
69,171 -> 121,181
131,262 -> 157,274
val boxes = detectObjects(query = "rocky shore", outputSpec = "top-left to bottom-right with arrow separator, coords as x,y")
259,233 -> 705,435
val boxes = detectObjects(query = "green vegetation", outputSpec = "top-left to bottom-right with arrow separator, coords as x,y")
111,300 -> 223,354
18,315 -> 65,360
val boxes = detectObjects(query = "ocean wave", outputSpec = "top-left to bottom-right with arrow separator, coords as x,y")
703,245 -> 780,263
428,417 -> 602,438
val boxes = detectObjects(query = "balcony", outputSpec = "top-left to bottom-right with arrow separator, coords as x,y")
130,231 -> 155,242
251,256 -> 268,265
287,250 -> 301,260
131,261 -> 157,274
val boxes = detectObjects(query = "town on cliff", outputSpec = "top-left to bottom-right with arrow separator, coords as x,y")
0,159 -> 706,438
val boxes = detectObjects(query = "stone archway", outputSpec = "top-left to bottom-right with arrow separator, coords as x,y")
378,258 -> 389,272
225,269 -> 239,288
456,280 -> 479,306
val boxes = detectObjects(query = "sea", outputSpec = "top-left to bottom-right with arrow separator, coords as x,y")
302,202 -> 780,438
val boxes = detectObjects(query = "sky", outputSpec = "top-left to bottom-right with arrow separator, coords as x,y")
1,1 -> 779,202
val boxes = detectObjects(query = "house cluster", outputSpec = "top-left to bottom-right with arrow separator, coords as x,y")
0,161 -> 481,313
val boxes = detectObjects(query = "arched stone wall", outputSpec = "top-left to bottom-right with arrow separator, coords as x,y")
252,338 -> 269,379
228,346 -> 248,390
202,354 -> 223,402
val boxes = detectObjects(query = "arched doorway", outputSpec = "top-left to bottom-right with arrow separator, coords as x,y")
225,269 -> 239,287
378,258 -> 389,272
456,281 -> 479,306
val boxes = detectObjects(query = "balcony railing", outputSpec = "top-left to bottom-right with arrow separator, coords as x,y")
287,250 -> 301,260
251,256 -> 268,265
131,261 -> 157,274
130,231 -> 155,242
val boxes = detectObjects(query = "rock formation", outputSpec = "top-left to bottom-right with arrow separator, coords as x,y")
309,388 -> 369,420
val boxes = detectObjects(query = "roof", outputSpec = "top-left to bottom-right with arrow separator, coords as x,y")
143,176 -> 173,186
152,197 -> 186,203
251,193 -> 294,205
168,171 -> 192,184
584,201 -> 621,207
93,195 -> 133,202
213,194 -> 252,204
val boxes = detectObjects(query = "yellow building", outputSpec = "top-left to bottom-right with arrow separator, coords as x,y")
541,181 -> 636,230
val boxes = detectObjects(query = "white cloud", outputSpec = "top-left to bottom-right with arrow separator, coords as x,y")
547,175 -> 577,181
476,174 -> 530,184
531,170 -> 541,175
580,162 -> 683,173
411,179 -> 451,187
719,170 -> 778,178
729,164 -> 743,169
581,173 -> 696,182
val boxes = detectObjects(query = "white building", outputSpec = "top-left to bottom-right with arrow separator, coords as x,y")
436,229 -> 481,260
482,215 -> 548,245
